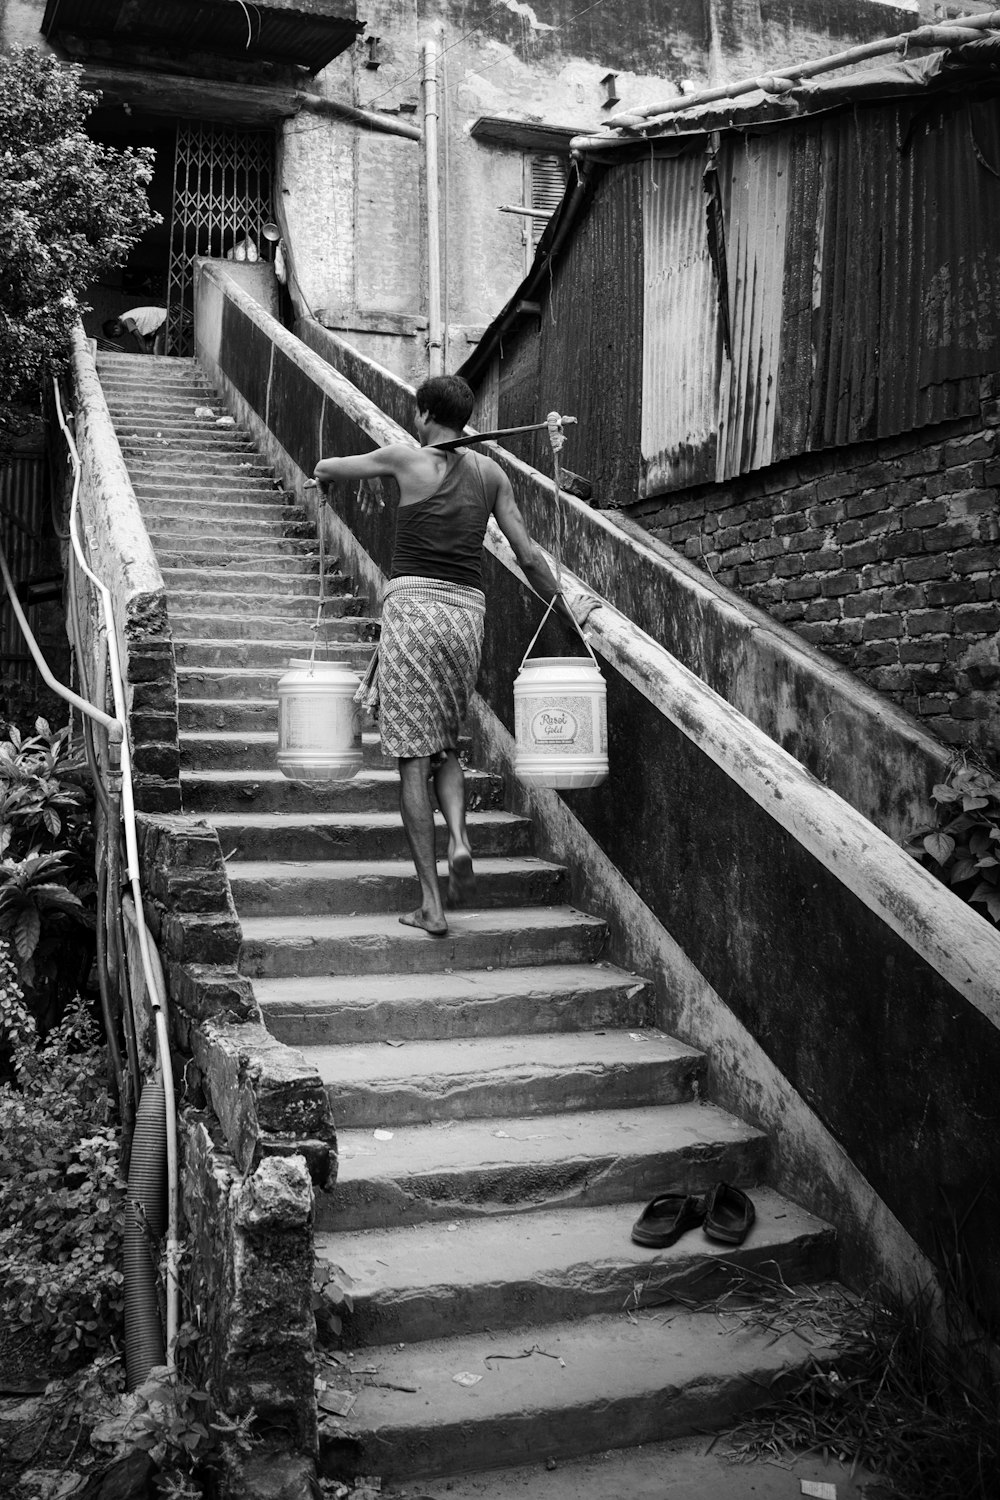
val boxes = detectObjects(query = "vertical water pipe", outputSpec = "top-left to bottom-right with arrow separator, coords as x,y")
423,35 -> 444,376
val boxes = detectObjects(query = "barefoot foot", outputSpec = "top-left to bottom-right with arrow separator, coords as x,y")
399,907 -> 448,936
447,847 -> 476,908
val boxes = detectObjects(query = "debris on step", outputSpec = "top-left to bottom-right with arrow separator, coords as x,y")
193,406 -> 215,418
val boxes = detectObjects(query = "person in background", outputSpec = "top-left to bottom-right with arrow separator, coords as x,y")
313,374 -> 593,937
101,306 -> 167,355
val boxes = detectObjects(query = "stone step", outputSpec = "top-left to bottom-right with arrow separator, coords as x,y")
316,1188 -> 836,1347
256,961 -> 648,1046
208,808 -> 531,863
321,1100 -> 768,1231
163,566 -> 334,596
312,1028 -> 704,1128
179,697 -> 281,732
115,420 -> 257,444
169,591 -> 363,622
181,767 -> 503,815
174,634 -> 378,669
180,727 -> 379,771
314,1295 -> 842,1481
239,905 -> 608,979
228,855 -> 568,917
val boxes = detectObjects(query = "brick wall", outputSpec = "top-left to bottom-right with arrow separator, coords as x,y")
632,405 -> 1000,759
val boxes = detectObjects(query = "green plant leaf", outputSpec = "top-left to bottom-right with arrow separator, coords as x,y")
949,858 -> 978,884
987,893 -> 1000,923
969,881 -> 994,904
963,796 -> 990,813
923,832 -> 955,866
14,904 -> 40,960
931,783 -> 960,803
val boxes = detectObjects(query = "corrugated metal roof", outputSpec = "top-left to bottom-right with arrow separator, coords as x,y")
42,0 -> 363,74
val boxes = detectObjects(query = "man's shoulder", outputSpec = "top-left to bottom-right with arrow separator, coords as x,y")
467,448 -> 507,490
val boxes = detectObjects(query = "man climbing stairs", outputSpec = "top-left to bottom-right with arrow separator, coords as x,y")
96,351 -> 845,1488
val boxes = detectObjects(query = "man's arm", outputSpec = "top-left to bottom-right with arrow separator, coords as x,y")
491,478 -> 580,628
313,443 -> 413,486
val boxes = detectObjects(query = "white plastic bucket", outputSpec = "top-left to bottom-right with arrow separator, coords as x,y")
277,659 -> 363,782
514,654 -> 608,789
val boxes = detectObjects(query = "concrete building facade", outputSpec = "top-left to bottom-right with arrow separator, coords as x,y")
2,0 -> 926,381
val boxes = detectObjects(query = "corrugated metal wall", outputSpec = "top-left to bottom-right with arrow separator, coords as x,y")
534,162 -> 645,501
476,164 -> 646,504
641,149 -> 723,495
640,91 -> 1000,497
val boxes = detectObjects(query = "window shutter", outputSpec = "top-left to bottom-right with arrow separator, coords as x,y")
527,153 -> 568,247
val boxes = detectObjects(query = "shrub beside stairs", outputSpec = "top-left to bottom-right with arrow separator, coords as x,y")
97,351 -> 847,1486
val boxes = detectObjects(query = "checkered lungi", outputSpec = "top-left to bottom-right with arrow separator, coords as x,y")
355,575 -> 486,761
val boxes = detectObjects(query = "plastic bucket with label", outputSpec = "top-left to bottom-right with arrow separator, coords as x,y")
513,653 -> 608,789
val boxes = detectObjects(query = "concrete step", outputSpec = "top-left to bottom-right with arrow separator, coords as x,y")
124,453 -> 273,479
176,663 -> 360,699
315,1296 -> 842,1481
182,767 -> 502,815
143,506 -> 303,530
321,1100 -> 767,1231
134,484 -> 295,507
239,905 -> 609,979
180,727 -> 380,771
154,547 -> 320,573
106,394 -> 241,417
163,566 -> 334,596
119,433 -> 257,455
426,1438 -> 871,1500
227,855 -> 568,917
115,422 -> 257,446
312,1028 -> 704,1128
316,1188 -> 836,1347
207,808 -> 531,863
179,697 -> 281,733
103,383 -> 219,403
174,634 -> 378,669
169,590 -> 363,621
171,612 -> 369,644
256,961 -> 649,1045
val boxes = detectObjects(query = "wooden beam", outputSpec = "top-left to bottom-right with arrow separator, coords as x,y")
81,65 -> 422,139
81,64 -> 299,124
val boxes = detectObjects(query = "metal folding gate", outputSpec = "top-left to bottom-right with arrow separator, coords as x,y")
166,121 -> 276,356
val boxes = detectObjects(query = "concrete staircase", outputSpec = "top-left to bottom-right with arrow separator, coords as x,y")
98,352 -> 844,1488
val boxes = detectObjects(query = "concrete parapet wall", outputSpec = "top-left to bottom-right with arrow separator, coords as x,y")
69,328 -> 181,811
192,260 -> 1000,1329
135,810 -> 337,1188
634,406 -> 1000,762
180,1114 -> 317,1456
298,309 -> 950,843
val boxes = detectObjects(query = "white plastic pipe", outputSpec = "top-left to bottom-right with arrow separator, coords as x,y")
422,36 -> 444,376
53,377 -> 180,1370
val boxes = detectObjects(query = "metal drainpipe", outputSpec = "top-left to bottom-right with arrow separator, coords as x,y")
423,36 -> 444,376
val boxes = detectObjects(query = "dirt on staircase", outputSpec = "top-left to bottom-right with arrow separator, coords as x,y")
97,351 -> 850,1492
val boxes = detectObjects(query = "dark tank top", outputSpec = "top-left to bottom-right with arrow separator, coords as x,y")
390,450 -> 497,591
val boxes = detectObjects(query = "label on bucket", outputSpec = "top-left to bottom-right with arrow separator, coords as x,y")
521,695 -> 593,753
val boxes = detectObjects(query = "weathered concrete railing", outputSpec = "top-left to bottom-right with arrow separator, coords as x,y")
69,328 -> 181,812
197,258 -> 1000,1329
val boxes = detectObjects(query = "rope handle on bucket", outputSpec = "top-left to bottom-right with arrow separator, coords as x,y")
518,411 -> 599,673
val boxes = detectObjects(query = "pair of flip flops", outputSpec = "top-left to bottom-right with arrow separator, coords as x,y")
630,1182 -> 755,1249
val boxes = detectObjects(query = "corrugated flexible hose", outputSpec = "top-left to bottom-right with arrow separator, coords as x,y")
124,1074 -> 168,1388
